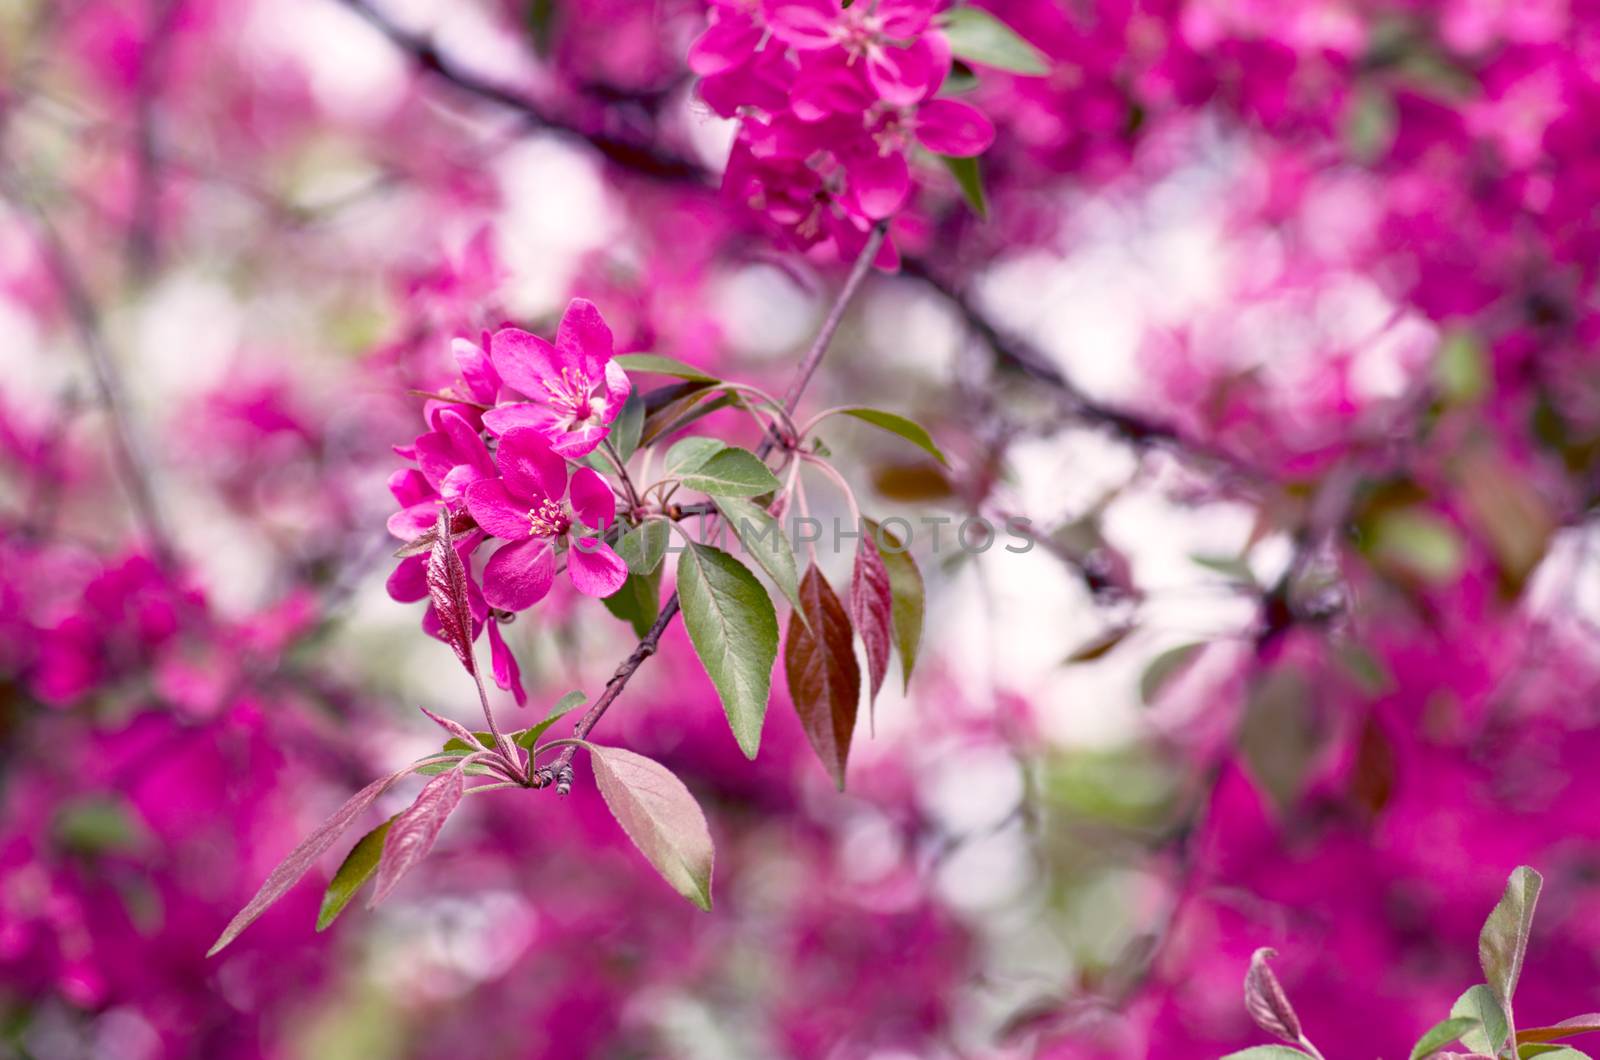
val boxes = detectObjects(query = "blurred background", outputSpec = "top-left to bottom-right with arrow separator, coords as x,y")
4,0 -> 1600,1057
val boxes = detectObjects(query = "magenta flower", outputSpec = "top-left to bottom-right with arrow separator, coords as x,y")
482,299 -> 630,458
764,0 -> 944,106
465,428 -> 628,611
451,333 -> 501,406
386,406 -> 495,540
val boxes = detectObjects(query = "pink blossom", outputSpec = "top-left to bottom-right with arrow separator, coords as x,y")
465,428 -> 628,610
483,299 -> 631,459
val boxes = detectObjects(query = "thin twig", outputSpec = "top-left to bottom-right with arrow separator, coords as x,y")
0,165 -> 175,566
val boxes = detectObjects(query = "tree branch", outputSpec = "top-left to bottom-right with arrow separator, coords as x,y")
534,224 -> 888,789
337,0 -> 708,184
337,0 -> 1266,485
899,257 -> 1263,481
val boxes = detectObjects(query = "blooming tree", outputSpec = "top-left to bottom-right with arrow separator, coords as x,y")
5,0 -> 1600,1057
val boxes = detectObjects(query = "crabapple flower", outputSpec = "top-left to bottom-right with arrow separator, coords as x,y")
483,299 -> 630,458
386,406 -> 495,540
765,0 -> 945,107
451,333 -> 501,406
691,0 -> 992,264
465,428 -> 629,611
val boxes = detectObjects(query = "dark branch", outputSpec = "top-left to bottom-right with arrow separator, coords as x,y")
338,0 -> 709,184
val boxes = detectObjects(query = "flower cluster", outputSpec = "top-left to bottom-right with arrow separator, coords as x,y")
386,299 -> 632,705
691,0 -> 997,265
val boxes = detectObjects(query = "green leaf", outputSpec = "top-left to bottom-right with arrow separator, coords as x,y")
679,446 -> 782,497
602,568 -> 662,638
866,519 -> 925,691
1453,984 -> 1511,1056
416,758 -> 497,776
513,690 -> 586,750
1216,1048 -> 1313,1060
940,154 -> 987,219
1189,552 -> 1256,586
582,742 -> 715,911
1409,1016 -> 1480,1060
642,392 -> 737,445
676,542 -> 779,758
835,408 -> 948,466
1521,1045 -> 1595,1059
525,0 -> 557,56
612,386 -> 646,463
615,353 -> 719,383
316,816 -> 395,931
1481,866 -> 1543,1018
1238,668 -> 1321,812
54,796 -> 149,855
441,732 -> 495,753
713,495 -> 804,617
1435,329 -> 1488,405
940,7 -> 1050,75
664,436 -> 726,478
1367,508 -> 1465,584
617,518 -> 671,575
1139,643 -> 1203,705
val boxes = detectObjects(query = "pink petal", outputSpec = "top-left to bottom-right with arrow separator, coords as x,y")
482,401 -> 555,437
482,537 -> 556,611
555,298 -> 614,383
465,479 -> 533,541
600,360 -> 631,424
688,13 -> 761,76
486,620 -> 528,707
878,0 -> 933,38
866,38 -> 938,106
569,467 -> 617,529
791,59 -> 872,119
440,463 -> 488,504
495,427 -> 567,502
452,337 -> 500,405
549,423 -> 609,458
388,501 -> 440,541
489,327 -> 562,399
566,540 -> 630,598
438,409 -> 493,474
847,149 -> 911,219
386,554 -> 428,602
388,468 -> 432,507
914,98 -> 996,157
764,0 -> 839,48
414,430 -> 456,489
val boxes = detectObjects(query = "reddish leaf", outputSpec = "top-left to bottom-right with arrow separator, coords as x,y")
420,705 -> 481,749
426,507 -> 477,675
584,743 -> 715,910
370,766 -> 466,907
1244,947 -> 1303,1044
786,565 -> 860,790
1519,1016 -> 1600,1045
851,536 -> 893,714
208,770 -> 405,955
